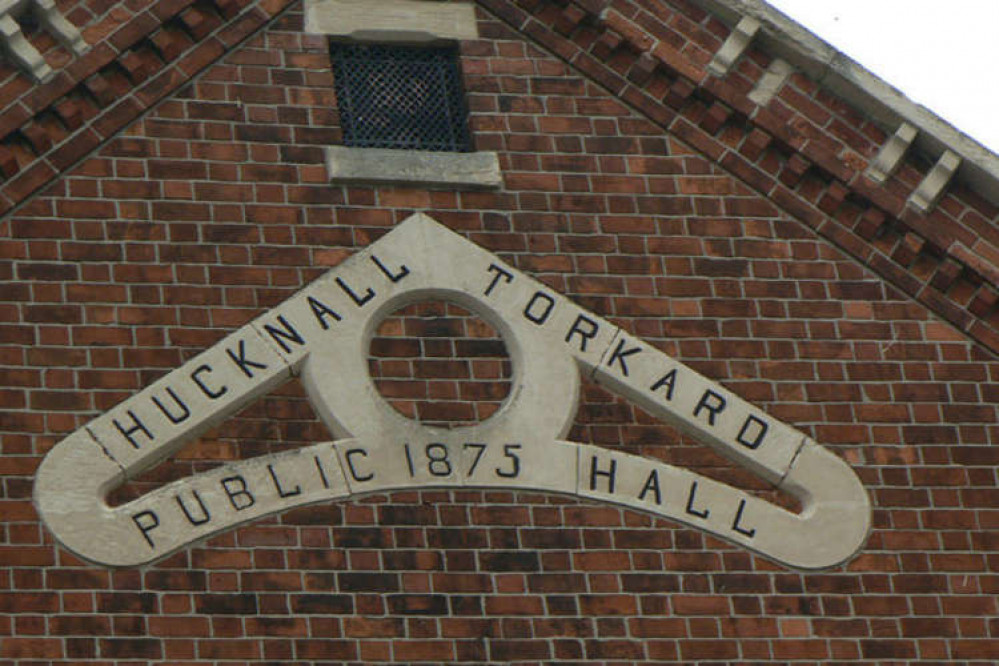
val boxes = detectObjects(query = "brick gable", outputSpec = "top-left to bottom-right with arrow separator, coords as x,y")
2,0 -> 999,663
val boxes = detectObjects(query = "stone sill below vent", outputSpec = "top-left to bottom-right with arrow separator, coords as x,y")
326,146 -> 502,190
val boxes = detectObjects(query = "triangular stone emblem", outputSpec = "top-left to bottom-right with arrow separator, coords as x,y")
35,214 -> 870,570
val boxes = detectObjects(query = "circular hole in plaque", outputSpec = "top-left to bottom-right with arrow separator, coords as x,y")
368,299 -> 513,428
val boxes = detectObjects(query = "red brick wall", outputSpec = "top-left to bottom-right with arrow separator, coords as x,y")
2,1 -> 998,663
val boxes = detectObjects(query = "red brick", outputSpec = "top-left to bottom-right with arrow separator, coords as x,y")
0,4 -> 996,663
1,638 -> 64,658
109,12 -> 161,51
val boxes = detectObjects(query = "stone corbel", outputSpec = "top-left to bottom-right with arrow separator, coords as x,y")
0,12 -> 50,80
708,15 -> 760,78
908,150 -> 961,214
35,0 -> 87,56
0,0 -> 86,81
866,122 -> 917,184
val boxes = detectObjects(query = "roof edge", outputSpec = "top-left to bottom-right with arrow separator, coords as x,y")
694,0 -> 999,206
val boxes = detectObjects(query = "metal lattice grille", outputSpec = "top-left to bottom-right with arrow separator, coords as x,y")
331,43 -> 473,153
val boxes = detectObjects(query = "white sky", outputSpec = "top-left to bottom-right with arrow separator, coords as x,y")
765,0 -> 999,154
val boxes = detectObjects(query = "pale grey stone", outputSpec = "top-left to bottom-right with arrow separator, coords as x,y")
85,443 -> 350,566
326,146 -> 502,190
576,443 -> 769,550
306,0 -> 478,42
300,213 -> 582,445
774,440 -> 872,570
32,430 -> 138,567
747,57 -> 792,106
335,438 -> 462,496
708,15 -> 760,78
87,324 -> 292,477
35,0 -> 86,55
460,439 -> 577,495
591,331 -> 802,485
36,213 -> 871,571
692,0 -> 999,207
0,14 -> 50,81
908,150 -> 961,214
866,123 -> 917,184
576,441 -> 872,571
0,0 -> 86,81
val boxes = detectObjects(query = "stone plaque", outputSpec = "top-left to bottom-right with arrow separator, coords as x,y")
34,214 -> 871,570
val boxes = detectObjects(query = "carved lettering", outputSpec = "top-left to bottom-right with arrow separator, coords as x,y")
314,455 -> 331,489
425,443 -> 452,477
638,469 -> 662,504
34,216 -> 871,571
151,387 -> 190,425
484,263 -> 514,296
221,475 -> 255,511
263,315 -> 306,354
693,389 -> 726,426
191,364 -> 227,399
267,463 -> 302,498
345,448 -> 374,482
650,369 -> 677,401
606,338 -> 641,377
685,481 -> 710,519
307,296 -> 342,330
464,443 -> 487,476
113,410 -> 153,449
732,498 -> 756,538
226,340 -> 268,378
371,254 -> 410,283
589,455 -> 617,493
496,444 -> 521,478
737,415 -> 769,450
336,276 -> 375,307
131,510 -> 160,548
524,291 -> 555,325
175,490 -> 211,526
565,314 -> 599,352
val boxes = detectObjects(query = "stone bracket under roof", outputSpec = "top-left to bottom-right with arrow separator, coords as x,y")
0,0 -> 87,81
488,0 -> 999,355
693,0 -> 999,211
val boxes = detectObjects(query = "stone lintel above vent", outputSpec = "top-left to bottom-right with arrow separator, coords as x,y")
306,0 -> 479,43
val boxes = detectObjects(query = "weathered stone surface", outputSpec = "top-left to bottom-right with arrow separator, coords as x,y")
306,0 -> 479,42
35,214 -> 871,570
774,440 -> 872,570
577,443 -> 768,553
86,324 -> 291,477
326,146 -> 502,190
866,122 -> 917,184
32,430 -> 135,567
591,331 -> 802,485
300,213 -> 582,445
908,150 -> 961,214
107,443 -> 352,563
707,15 -> 759,78
747,57 -> 793,106
0,0 -> 87,81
